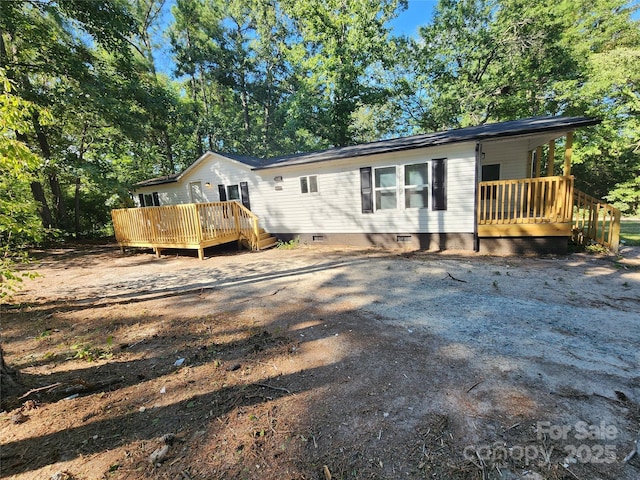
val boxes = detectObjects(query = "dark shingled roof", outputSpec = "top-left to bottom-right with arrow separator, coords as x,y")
134,116 -> 599,187
134,173 -> 180,187
254,116 -> 600,170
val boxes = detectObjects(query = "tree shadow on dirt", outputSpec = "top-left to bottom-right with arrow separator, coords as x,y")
0,314 -> 348,477
3,257 -> 370,316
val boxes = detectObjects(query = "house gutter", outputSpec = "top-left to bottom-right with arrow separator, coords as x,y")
473,142 -> 481,252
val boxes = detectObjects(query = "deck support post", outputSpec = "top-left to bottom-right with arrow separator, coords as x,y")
155,248 -> 163,258
198,247 -> 204,260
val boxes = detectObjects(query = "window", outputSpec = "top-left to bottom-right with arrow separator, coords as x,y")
481,164 -> 500,200
404,163 -> 428,208
227,184 -> 240,200
138,192 -> 160,207
374,166 -> 397,210
361,161 -> 447,213
300,175 -> 318,194
482,164 -> 500,181
189,181 -> 204,203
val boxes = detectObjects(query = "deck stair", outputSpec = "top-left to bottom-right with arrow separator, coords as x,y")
257,229 -> 278,249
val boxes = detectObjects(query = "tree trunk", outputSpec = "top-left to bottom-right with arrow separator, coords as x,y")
30,181 -> 55,228
0,345 -> 20,406
74,176 -> 81,237
48,170 -> 67,229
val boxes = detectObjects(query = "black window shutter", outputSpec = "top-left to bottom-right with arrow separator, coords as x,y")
218,184 -> 227,201
432,158 -> 447,211
138,193 -> 145,207
360,167 -> 373,214
240,182 -> 251,210
152,192 -> 160,206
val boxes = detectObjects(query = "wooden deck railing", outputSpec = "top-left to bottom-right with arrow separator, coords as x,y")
111,201 -> 261,258
572,190 -> 621,253
478,176 -> 574,225
477,175 -> 621,252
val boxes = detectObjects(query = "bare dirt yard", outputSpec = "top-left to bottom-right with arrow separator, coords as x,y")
1,243 -> 639,480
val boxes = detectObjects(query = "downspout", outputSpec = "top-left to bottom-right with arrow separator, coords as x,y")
473,142 -> 481,252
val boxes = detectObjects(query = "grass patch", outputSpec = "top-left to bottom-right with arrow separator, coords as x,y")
276,236 -> 300,249
620,217 -> 640,246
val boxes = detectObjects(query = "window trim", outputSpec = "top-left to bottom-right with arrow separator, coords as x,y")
373,165 -> 398,211
139,192 -> 159,207
403,163 -> 429,209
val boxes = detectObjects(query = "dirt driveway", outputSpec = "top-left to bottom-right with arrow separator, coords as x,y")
1,244 -> 639,479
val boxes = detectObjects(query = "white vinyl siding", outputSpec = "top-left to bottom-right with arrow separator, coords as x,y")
135,145 -> 477,236
135,153 -> 262,207
253,144 -> 477,235
481,133 -> 560,180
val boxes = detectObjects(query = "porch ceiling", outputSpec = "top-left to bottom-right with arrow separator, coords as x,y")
481,131 -> 571,150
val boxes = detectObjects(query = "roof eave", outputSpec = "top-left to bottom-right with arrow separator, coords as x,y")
252,116 -> 601,171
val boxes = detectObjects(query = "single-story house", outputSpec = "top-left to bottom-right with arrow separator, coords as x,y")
113,116 -> 620,258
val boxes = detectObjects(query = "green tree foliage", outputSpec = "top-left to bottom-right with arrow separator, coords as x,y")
0,71 -> 45,298
170,0 -> 297,157
282,0 -> 406,147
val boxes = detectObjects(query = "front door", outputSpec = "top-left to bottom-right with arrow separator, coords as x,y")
240,181 -> 251,210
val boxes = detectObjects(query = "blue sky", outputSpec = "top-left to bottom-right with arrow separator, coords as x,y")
391,0 -> 439,36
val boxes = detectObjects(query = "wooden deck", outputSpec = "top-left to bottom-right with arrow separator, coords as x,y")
478,175 -> 621,252
111,201 -> 276,259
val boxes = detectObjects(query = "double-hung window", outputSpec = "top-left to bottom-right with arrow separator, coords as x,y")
374,167 -> 397,210
404,163 -> 429,208
361,160 -> 446,213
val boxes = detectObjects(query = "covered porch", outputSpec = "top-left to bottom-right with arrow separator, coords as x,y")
477,132 -> 621,252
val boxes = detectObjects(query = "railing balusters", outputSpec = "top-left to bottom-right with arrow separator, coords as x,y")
111,201 -> 262,256
571,188 -> 620,253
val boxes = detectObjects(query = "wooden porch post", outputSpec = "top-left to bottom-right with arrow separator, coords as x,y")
563,132 -> 573,176
535,146 -> 542,178
547,140 -> 555,177
611,209 -> 621,254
